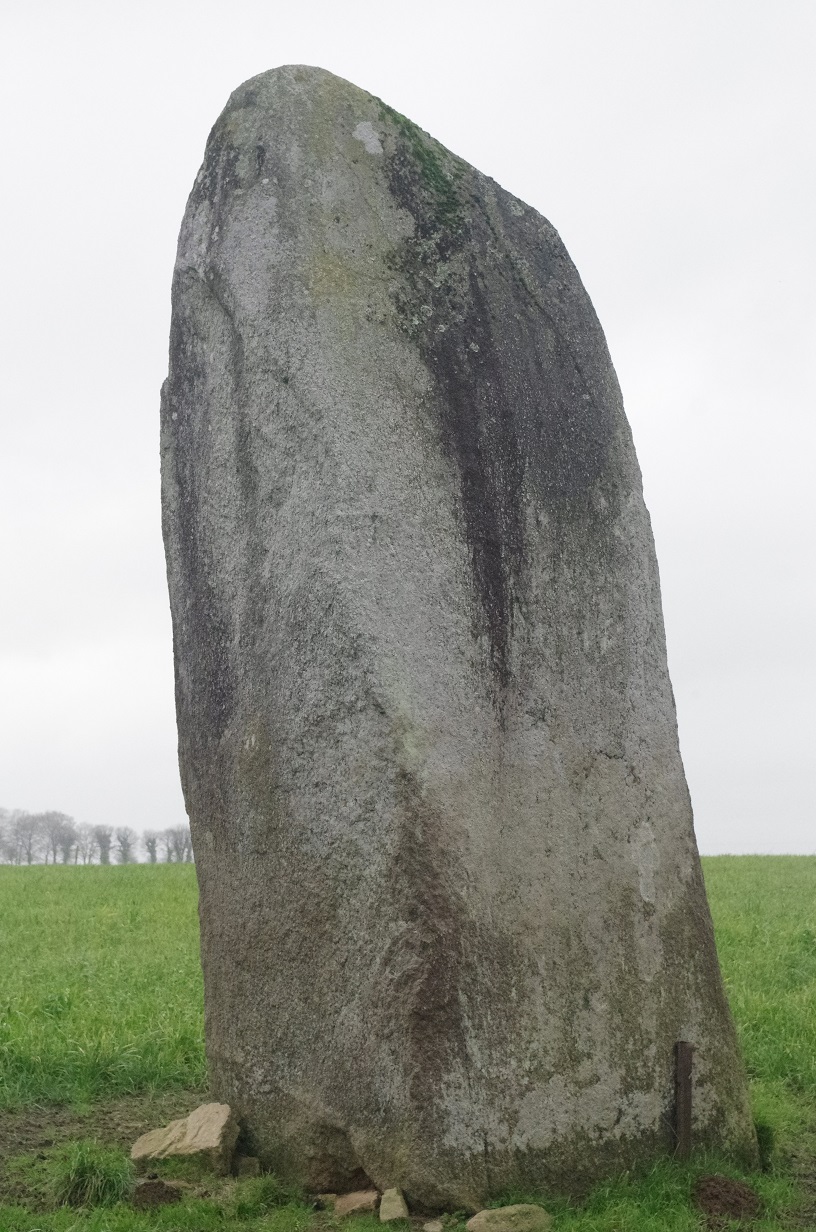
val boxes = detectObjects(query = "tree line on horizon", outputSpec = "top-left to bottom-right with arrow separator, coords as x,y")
0,809 -> 193,865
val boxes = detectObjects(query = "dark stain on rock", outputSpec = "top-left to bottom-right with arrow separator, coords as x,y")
163,271 -> 239,777
189,126 -> 242,229
379,109 -> 616,691
389,764 -> 469,1108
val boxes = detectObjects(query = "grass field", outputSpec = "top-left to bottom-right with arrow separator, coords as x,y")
0,864 -> 205,1109
0,858 -> 814,1230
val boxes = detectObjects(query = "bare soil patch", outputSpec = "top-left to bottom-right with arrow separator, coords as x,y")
693,1174 -> 761,1227
132,1177 -> 183,1209
0,1087 -> 205,1204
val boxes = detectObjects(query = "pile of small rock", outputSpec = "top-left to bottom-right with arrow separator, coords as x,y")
316,1193 -> 552,1231
129,1103 -> 553,1228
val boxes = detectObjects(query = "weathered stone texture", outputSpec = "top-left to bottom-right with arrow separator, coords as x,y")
380,1188 -> 409,1221
333,1190 -> 380,1217
466,1206 -> 553,1232
131,1103 -> 238,1174
161,64 -> 756,1210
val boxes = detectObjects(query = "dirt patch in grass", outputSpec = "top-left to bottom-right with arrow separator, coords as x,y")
694,1174 -> 761,1227
0,1086 -> 205,1204
132,1177 -> 183,1209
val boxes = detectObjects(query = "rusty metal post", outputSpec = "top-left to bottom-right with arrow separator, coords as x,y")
674,1040 -> 693,1160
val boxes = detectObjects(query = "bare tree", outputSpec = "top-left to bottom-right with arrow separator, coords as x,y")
142,831 -> 159,863
40,811 -> 75,865
158,829 -> 175,863
58,820 -> 78,864
167,825 -> 193,863
13,813 -> 44,865
94,825 -> 113,865
74,823 -> 97,865
41,813 -> 60,864
114,826 -> 137,864
0,808 -> 83,864
179,824 -> 193,863
0,813 -> 13,863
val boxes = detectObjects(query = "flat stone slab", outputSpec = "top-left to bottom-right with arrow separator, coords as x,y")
131,1102 -> 239,1175
466,1206 -> 553,1232
334,1189 -> 380,1217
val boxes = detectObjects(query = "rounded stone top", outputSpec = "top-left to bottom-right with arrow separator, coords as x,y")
216,64 -> 379,126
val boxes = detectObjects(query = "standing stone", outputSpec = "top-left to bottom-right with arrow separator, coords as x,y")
161,65 -> 756,1210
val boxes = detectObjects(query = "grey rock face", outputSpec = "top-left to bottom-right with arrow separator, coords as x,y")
161,65 -> 756,1209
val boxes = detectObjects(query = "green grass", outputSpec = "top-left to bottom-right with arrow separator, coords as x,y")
0,857 -> 815,1229
47,1140 -> 134,1207
0,864 -> 205,1107
0,1195 -> 319,1232
376,100 -> 464,232
702,856 -> 816,1159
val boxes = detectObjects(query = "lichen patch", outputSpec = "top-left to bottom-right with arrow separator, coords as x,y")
353,121 -> 383,155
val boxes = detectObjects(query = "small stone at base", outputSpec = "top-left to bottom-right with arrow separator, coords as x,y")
466,1205 -> 552,1232
130,1102 -> 239,1175
334,1189 -> 380,1217
380,1187 -> 409,1221
423,1222 -> 444,1232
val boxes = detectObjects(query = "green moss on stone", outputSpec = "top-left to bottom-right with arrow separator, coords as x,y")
376,100 -> 465,233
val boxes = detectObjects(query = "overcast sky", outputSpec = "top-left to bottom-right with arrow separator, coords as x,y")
1,0 -> 813,853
